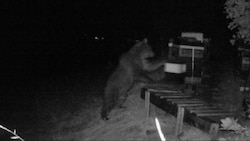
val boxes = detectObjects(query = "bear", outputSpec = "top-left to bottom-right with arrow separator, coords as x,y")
101,38 -> 165,120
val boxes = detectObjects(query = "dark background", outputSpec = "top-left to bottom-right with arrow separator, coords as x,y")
0,1 -> 238,139
0,0 -> 230,55
0,0 -> 233,121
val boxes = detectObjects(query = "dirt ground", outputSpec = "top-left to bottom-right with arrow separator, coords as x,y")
64,69 -> 250,141
2,56 -> 250,141
70,83 -> 211,141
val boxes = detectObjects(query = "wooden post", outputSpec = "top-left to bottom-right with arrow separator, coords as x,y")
175,106 -> 185,136
145,91 -> 150,117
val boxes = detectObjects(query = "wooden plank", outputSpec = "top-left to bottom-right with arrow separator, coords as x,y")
196,112 -> 232,117
177,103 -> 207,107
145,91 -> 150,117
155,93 -> 186,96
141,86 -> 227,135
156,94 -> 187,97
147,88 -> 182,93
186,106 -> 218,111
195,110 -> 231,114
169,100 -> 206,104
160,95 -> 192,99
184,112 -> 220,135
145,85 -> 181,90
175,106 -> 185,136
168,99 -> 203,102
144,84 -> 173,89
189,109 -> 229,114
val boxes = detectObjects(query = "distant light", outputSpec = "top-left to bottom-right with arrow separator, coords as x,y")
101,37 -> 104,40
168,42 -> 173,47
94,37 -> 99,40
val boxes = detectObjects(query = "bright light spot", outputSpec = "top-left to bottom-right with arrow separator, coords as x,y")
155,117 -> 166,141
168,42 -> 173,47
94,36 -> 104,40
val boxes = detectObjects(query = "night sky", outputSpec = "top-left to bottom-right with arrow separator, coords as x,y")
0,0 -> 231,72
0,1 -> 230,55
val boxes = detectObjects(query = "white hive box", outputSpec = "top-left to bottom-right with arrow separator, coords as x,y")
164,62 -> 186,74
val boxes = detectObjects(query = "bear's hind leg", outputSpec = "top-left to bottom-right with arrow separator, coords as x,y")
116,82 -> 134,109
101,99 -> 117,120
101,106 -> 111,120
101,88 -> 118,120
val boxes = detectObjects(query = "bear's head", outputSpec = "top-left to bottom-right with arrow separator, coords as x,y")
122,38 -> 156,70
128,38 -> 155,60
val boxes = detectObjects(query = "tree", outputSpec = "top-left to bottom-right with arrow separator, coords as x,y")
224,0 -> 250,45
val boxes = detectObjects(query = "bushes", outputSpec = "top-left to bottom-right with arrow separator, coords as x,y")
216,70 -> 244,114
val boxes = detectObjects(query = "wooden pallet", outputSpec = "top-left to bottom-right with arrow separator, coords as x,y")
141,85 -> 232,136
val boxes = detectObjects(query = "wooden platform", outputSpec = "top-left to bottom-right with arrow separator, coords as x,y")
141,85 -> 233,136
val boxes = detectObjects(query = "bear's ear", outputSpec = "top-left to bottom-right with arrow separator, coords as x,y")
142,38 -> 148,44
